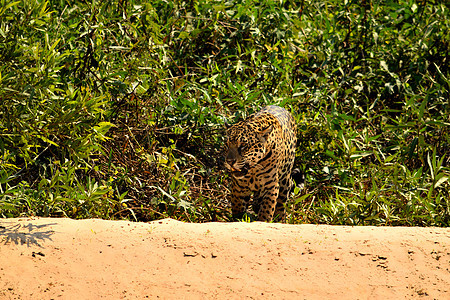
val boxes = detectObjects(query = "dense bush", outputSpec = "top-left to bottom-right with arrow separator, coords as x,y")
1,0 -> 449,226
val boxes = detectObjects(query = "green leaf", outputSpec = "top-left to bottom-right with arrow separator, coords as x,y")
0,1 -> 20,16
37,135 -> 59,147
434,175 -> 448,189
418,99 -> 427,120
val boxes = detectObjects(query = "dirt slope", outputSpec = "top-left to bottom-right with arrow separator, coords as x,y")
0,217 -> 449,299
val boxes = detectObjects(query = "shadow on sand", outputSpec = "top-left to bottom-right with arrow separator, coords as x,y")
0,222 -> 57,247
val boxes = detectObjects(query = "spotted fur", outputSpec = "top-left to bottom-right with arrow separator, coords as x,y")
224,105 -> 297,222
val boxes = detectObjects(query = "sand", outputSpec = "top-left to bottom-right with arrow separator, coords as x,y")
1,217 -> 449,299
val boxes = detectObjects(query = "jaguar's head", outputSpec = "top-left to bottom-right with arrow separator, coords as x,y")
224,120 -> 273,178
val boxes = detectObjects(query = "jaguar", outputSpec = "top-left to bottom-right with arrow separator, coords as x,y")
224,105 -> 297,222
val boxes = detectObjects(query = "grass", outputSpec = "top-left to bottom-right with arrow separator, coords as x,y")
0,0 -> 449,226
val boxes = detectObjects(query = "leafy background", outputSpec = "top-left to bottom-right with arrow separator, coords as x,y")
1,0 -> 449,226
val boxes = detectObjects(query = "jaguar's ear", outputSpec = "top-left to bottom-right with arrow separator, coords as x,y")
260,125 -> 273,137
258,125 -> 273,143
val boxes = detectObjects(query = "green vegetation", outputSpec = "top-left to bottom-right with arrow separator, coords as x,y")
1,0 -> 449,226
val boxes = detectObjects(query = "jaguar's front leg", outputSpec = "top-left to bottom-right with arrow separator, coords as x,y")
230,179 -> 251,220
256,184 -> 279,222
231,194 -> 251,220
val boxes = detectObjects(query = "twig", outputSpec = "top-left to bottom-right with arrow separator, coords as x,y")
111,206 -> 166,218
